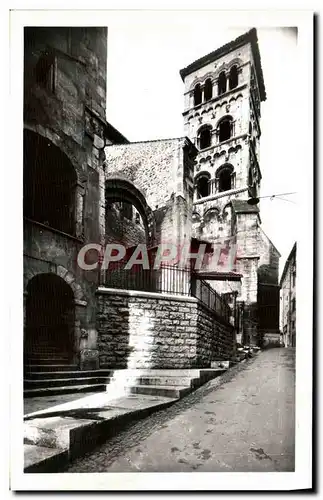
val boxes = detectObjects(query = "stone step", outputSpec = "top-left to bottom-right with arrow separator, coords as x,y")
128,384 -> 192,399
24,376 -> 110,389
25,369 -> 114,380
24,364 -> 79,372
24,444 -> 69,473
24,384 -> 106,398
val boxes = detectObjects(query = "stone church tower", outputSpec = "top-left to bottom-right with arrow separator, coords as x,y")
180,29 -> 280,346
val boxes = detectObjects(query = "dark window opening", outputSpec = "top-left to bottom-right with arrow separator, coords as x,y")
292,271 -> 296,287
196,175 -> 210,199
248,168 -> 253,187
218,119 -> 232,142
35,52 -> 55,92
218,168 -> 232,192
193,84 -> 202,106
120,202 -> 133,220
218,71 -> 227,95
249,122 -> 252,135
24,130 -> 76,235
229,65 -> 239,90
199,127 -> 212,150
204,78 -> 213,101
292,298 -> 296,312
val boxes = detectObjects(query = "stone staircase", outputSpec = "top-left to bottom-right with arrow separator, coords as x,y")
24,367 -> 227,400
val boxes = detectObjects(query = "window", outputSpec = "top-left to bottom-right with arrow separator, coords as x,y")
198,126 -> 212,150
120,202 -> 133,220
218,71 -> 227,95
35,51 -> 55,92
217,165 -> 233,193
229,65 -> 239,90
292,298 -> 296,312
193,83 -> 202,106
218,118 -> 233,142
292,270 -> 296,287
195,173 -> 211,199
248,167 -> 253,187
204,78 -> 213,101
135,212 -> 141,224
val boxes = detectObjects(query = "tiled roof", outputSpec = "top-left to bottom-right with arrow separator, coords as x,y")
231,199 -> 260,214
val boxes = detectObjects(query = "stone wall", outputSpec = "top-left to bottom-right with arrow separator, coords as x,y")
96,288 -> 235,369
23,27 -> 127,367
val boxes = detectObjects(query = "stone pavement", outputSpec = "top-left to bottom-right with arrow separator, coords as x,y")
24,392 -> 100,416
67,348 -> 295,473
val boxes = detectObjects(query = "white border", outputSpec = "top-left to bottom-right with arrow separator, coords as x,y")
7,8 -> 313,492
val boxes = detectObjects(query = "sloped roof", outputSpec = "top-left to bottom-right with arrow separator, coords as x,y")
180,28 -> 266,102
231,199 -> 260,214
279,242 -> 297,287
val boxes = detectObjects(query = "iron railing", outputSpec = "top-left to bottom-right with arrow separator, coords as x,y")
101,264 -> 192,296
191,274 -> 232,323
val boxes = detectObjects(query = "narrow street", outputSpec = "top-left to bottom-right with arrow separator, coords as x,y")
67,348 -> 295,473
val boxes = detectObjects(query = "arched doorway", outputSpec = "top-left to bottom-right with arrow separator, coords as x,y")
24,274 -> 75,365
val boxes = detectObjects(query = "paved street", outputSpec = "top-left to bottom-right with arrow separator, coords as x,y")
67,348 -> 295,472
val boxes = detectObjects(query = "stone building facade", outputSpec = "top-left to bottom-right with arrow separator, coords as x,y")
280,243 -> 297,347
23,27 -> 128,370
179,28 -> 281,346
23,27 -> 280,376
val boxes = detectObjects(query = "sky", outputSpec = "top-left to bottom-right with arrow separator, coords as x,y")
104,14 -> 299,274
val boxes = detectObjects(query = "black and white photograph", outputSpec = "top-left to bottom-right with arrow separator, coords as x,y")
8,7 -> 313,492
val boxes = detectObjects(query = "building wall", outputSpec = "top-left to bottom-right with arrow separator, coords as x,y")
104,138 -> 196,249
180,32 -> 279,347
96,288 -> 235,368
280,247 -> 297,347
23,27 -> 120,368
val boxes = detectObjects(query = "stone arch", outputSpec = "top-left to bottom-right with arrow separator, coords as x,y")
216,163 -> 235,192
195,171 -> 211,199
23,124 -> 83,181
203,207 -> 220,223
105,177 -> 155,245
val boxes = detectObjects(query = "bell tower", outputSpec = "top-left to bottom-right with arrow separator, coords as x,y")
180,28 -> 268,345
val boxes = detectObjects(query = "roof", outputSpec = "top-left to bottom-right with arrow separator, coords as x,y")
194,271 -> 242,282
180,28 -> 266,102
259,226 -> 281,257
279,242 -> 297,287
231,199 -> 260,214
105,120 -> 129,144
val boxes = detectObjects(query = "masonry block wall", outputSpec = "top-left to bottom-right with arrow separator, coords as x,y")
96,289 -> 235,368
104,138 -> 196,248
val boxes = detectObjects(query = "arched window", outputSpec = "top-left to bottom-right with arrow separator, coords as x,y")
24,130 -> 76,235
195,172 -> 211,199
204,78 -> 213,101
218,117 -> 233,142
35,51 -> 55,92
198,126 -> 212,150
193,83 -> 202,106
218,71 -> 227,95
217,165 -> 234,193
229,65 -> 239,90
